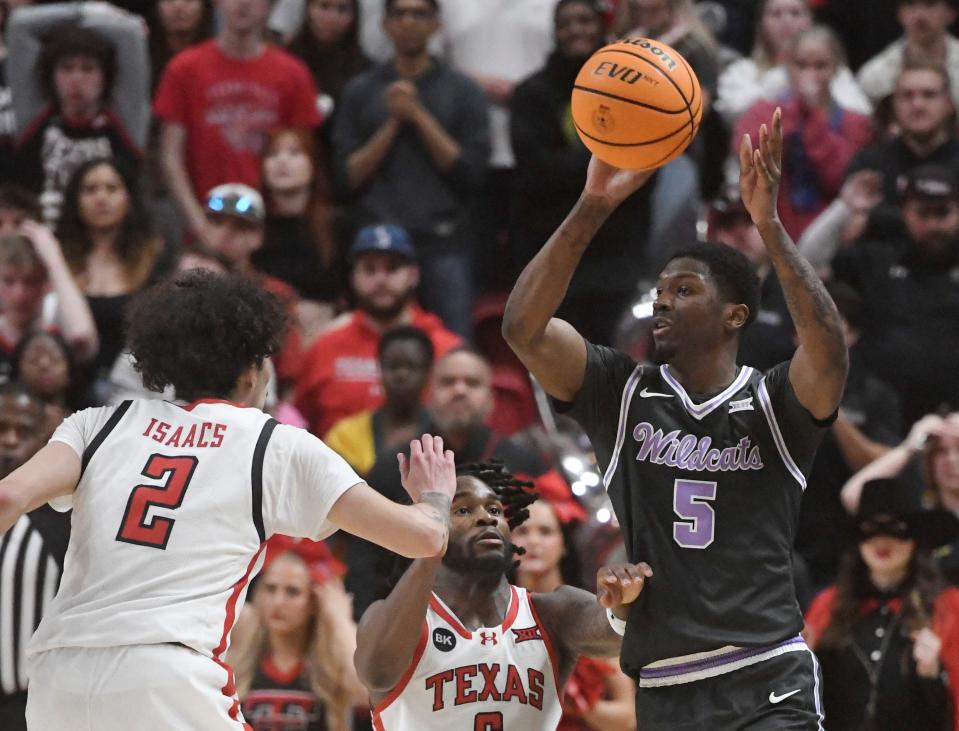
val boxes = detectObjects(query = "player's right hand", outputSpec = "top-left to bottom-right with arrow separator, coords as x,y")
398,434 -> 456,502
596,562 -> 653,611
582,156 -> 656,209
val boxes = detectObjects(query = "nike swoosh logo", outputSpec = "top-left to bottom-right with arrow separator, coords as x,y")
640,388 -> 673,399
769,689 -> 801,704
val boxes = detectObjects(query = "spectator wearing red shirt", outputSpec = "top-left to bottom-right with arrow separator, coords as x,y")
295,224 -> 459,437
154,0 -> 322,245
733,26 -> 874,238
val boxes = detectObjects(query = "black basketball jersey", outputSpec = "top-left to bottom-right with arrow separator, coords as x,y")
244,658 -> 327,731
562,343 -> 831,676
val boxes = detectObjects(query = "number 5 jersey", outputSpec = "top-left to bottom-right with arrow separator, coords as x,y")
28,398 -> 361,661
558,344 -> 832,681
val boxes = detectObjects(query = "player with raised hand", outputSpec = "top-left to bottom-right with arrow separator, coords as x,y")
354,461 -> 651,730
503,108 -> 847,729
0,270 -> 457,730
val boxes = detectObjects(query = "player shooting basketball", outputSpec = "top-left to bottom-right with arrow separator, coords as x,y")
504,108 -> 848,730
354,461 -> 651,730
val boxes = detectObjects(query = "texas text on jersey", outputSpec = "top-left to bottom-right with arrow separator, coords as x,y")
372,586 -> 562,730
561,344 -> 832,684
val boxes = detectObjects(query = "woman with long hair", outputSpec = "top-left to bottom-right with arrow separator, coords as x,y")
230,540 -> 366,731
842,412 -> 959,585
11,330 -> 84,438
148,0 -> 214,92
257,128 -> 345,340
287,0 -> 369,114
805,478 -> 959,730
717,0 -> 870,124
511,476 -> 637,731
56,157 -> 166,391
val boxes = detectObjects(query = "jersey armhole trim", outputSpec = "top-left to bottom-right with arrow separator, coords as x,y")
602,365 -> 643,490
80,400 -> 133,475
251,418 -> 279,543
528,593 -> 563,693
757,378 -> 806,490
371,620 -> 430,723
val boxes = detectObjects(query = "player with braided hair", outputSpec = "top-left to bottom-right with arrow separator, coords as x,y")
355,460 -> 652,730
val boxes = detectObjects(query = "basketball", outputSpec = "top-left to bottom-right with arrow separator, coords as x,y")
571,38 -> 704,170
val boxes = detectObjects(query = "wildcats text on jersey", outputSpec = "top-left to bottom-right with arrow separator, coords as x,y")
631,422 -> 764,472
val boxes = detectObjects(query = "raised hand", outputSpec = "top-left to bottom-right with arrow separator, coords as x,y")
739,108 -> 783,227
911,627 -> 942,678
19,220 -> 67,269
596,562 -> 654,613
398,434 -> 456,502
582,155 -> 656,210
840,170 -> 883,213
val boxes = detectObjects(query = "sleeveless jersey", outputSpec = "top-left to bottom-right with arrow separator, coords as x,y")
28,398 -> 361,661
244,658 -> 327,731
561,344 -> 831,677
373,586 -> 563,731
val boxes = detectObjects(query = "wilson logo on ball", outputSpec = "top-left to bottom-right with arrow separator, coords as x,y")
621,37 -> 678,71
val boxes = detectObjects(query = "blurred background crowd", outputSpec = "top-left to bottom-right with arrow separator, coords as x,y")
1,0 -> 959,729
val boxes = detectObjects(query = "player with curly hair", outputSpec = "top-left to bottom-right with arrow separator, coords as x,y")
0,269 -> 458,730
355,460 -> 652,730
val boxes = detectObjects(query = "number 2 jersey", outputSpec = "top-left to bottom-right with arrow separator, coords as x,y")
372,586 -> 562,731
560,344 -> 832,678
27,398 -> 361,660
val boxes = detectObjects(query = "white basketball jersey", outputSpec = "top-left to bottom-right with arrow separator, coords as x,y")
373,586 -> 563,731
28,398 -> 361,661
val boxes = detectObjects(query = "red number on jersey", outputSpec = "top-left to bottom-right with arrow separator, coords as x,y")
116,454 -> 199,549
474,712 -> 504,731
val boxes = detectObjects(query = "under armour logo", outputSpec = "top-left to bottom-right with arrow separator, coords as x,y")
479,631 -> 498,646
511,626 -> 543,643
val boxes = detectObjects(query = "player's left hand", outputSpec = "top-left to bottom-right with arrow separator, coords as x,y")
739,107 -> 783,227
596,562 -> 653,614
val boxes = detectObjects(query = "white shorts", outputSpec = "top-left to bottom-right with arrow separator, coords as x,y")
26,643 -> 251,730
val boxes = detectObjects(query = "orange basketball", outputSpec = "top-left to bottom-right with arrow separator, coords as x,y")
571,38 -> 703,170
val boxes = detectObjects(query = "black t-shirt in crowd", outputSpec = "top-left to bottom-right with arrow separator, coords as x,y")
244,658 -> 327,731
795,356 -> 903,591
14,106 -> 140,224
558,344 -> 831,675
832,238 -> 959,427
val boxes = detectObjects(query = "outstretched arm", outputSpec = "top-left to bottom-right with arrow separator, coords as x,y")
739,109 -> 848,419
502,159 -> 653,402
329,435 -> 455,559
535,562 -> 652,660
353,556 -> 442,700
0,443 -> 80,533
840,414 -> 959,513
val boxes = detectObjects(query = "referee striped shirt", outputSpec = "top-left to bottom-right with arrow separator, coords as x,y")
0,508 -> 68,695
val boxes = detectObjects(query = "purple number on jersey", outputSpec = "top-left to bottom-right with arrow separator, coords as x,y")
672,479 -> 717,549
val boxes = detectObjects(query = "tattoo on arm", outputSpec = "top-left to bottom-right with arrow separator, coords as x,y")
419,492 -> 452,528
758,220 -> 845,352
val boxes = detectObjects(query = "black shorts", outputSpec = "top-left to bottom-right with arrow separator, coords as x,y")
635,647 -> 824,731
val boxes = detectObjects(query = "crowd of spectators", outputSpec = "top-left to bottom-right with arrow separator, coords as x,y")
2,0 -> 959,729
